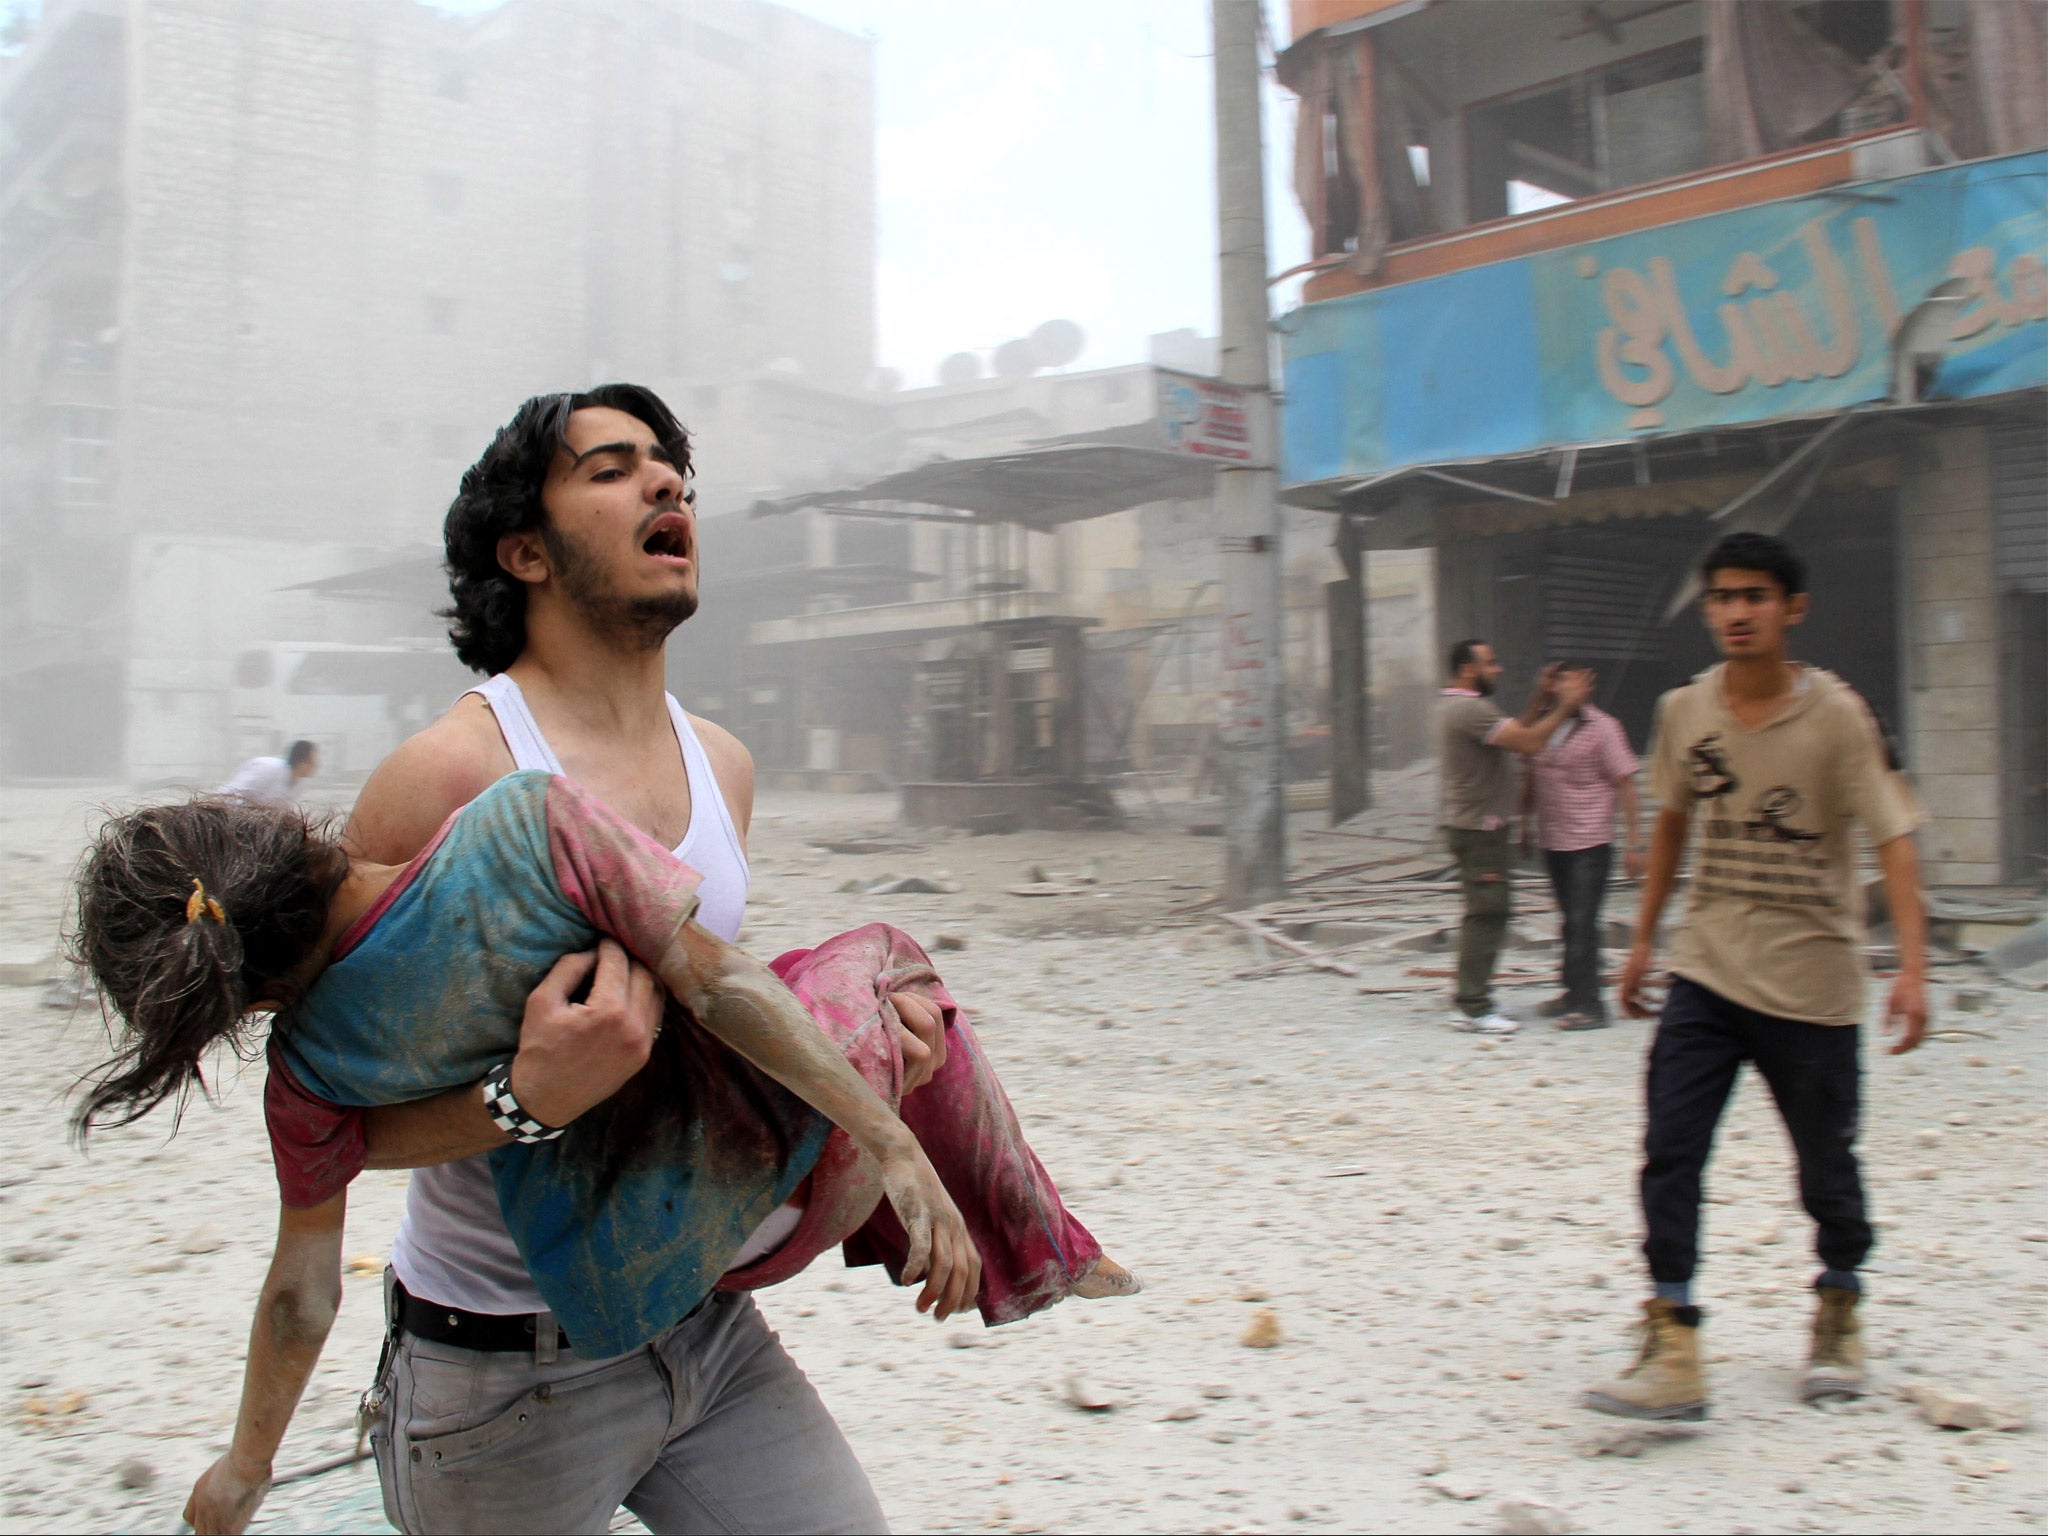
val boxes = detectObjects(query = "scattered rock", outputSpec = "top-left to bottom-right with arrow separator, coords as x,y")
344,1253 -> 385,1277
1903,1383 -> 2030,1431
1780,1479 -> 1804,1493
1060,1373 -> 1113,1412
177,1227 -> 226,1256
1494,1236 -> 1527,1252
1576,1432 -> 1641,1460
1330,1108 -> 1358,1126
1914,1128 -> 1942,1148
1432,1476 -> 1485,1502
1199,1382 -> 1234,1400
114,1458 -> 156,1491
1946,1111 -> 1972,1127
932,933 -> 968,951
1158,1400 -> 1202,1422
1756,1218 -> 1782,1245
1495,1495 -> 1573,1534
5,1247 -> 55,1265
1239,1307 -> 1282,1349
1235,1284 -> 1269,1302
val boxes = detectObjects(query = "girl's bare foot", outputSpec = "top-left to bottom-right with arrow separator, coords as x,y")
1072,1255 -> 1142,1299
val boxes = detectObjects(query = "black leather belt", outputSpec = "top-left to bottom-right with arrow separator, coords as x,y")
393,1279 -> 572,1354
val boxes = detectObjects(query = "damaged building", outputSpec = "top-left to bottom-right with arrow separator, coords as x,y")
692,338 -> 1441,828
0,0 -> 875,780
1278,0 -> 2048,887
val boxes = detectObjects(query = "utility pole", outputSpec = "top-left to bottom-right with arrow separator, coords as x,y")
1211,0 -> 1286,908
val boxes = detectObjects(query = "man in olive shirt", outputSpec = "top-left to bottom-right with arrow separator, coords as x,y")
1437,642 -> 1591,1033
1586,532 -> 1928,1423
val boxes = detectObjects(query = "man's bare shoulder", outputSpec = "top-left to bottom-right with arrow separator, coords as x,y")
347,693 -> 515,863
686,712 -> 755,842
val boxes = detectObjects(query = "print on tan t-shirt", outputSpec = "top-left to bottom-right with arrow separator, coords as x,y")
1649,664 -> 1922,1024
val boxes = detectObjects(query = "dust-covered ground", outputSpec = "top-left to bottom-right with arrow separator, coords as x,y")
0,777 -> 2042,1535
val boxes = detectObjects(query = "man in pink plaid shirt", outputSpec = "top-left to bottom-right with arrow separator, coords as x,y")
1522,673 -> 1644,1030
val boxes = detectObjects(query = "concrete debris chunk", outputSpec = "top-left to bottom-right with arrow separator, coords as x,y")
114,1457 -> 157,1491
0,948 -> 59,987
1239,1307 -> 1283,1349
1061,1372 -> 1114,1412
1902,1383 -> 2030,1431
177,1226 -> 226,1256
1495,1495 -> 1573,1534
1983,918 -> 2048,988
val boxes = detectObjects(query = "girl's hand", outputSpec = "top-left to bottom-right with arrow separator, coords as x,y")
878,1141 -> 981,1321
184,1452 -> 271,1535
888,990 -> 948,1095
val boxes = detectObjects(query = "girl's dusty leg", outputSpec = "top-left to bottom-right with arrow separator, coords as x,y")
849,1007 -> 1132,1322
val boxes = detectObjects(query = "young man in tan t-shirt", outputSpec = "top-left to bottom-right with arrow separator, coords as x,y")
1584,532 -> 1929,1423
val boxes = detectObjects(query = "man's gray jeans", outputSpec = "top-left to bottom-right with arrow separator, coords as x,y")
370,1288 -> 887,1534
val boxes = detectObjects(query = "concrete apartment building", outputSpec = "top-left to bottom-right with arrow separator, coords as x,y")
1277,0 -> 2048,887
0,0 -> 874,779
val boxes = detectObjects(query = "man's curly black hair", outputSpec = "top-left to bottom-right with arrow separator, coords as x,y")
442,384 -> 692,674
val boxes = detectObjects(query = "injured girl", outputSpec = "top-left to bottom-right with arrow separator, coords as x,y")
71,770 -> 1138,1533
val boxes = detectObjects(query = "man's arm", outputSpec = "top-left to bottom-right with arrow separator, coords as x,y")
349,703 -> 663,1167
1618,776 -> 1646,879
361,941 -> 661,1167
1515,663 -> 1560,726
1876,833 -> 1929,1055
183,1196 -> 346,1535
1619,805 -> 1691,1017
1493,669 -> 1594,757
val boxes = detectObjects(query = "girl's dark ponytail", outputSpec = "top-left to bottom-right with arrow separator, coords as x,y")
69,798 -> 347,1140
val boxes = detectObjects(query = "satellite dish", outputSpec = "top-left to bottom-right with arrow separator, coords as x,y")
992,338 -> 1037,379
937,352 -> 983,387
1027,318 -> 1085,369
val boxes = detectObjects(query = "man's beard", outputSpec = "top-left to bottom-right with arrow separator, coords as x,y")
1475,675 -> 1496,697
542,522 -> 698,652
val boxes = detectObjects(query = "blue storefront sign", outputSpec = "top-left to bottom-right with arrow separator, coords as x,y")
1279,150 -> 2048,491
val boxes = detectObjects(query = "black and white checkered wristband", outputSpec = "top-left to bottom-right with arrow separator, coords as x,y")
482,1061 -> 566,1144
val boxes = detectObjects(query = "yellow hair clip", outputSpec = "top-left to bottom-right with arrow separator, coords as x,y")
185,878 -> 225,926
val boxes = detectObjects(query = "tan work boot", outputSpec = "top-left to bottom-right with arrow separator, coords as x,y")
1583,1298 -> 1709,1421
1800,1286 -> 1867,1400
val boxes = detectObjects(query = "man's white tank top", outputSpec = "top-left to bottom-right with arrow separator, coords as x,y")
386,674 -> 751,1316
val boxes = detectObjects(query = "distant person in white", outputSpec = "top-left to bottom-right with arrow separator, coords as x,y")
219,739 -> 318,807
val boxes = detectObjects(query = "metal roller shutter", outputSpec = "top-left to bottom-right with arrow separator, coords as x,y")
1992,416 -> 2048,594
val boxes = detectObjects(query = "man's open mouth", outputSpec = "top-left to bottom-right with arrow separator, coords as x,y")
641,514 -> 692,563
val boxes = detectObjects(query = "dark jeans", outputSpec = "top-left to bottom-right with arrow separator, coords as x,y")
1641,977 -> 1871,1286
1543,844 -> 1612,1016
1446,825 -> 1512,1016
